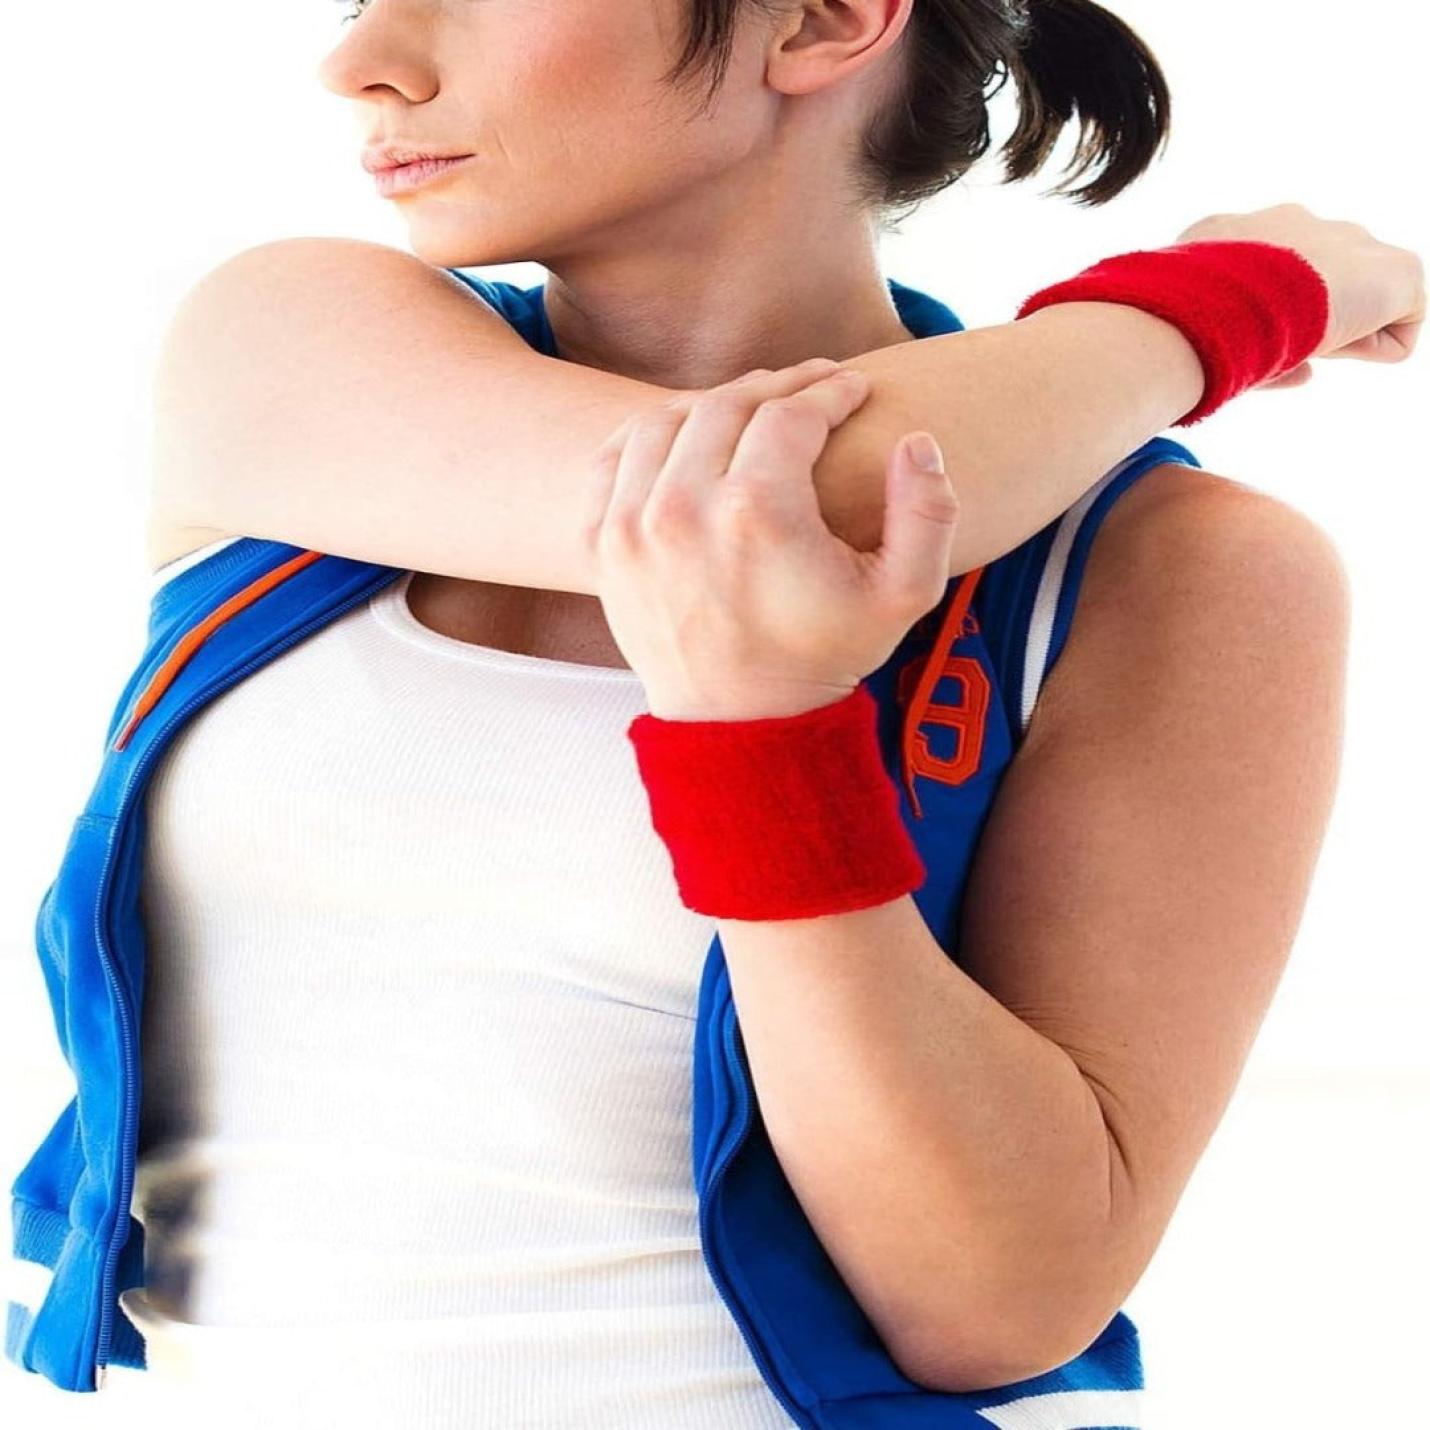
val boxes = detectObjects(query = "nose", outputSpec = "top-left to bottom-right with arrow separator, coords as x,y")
313,8 -> 436,103
315,28 -> 373,101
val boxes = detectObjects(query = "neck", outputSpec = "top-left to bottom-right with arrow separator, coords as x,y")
534,177 -> 917,390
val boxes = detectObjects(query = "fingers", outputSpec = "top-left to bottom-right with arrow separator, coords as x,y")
606,361 -> 838,537
643,360 -> 846,510
667,357 -> 845,414
720,367 -> 869,496
870,431 -> 959,618
594,358 -> 871,549
1325,320 -> 1423,362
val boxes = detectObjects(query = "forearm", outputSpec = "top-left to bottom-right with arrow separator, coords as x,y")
538,299 -> 1204,590
160,243 -> 1202,593
819,301 -> 1206,572
557,300 -> 1206,588
716,894 -> 1137,1391
559,299 -> 1206,588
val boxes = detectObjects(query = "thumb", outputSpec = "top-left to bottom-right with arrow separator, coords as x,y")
873,432 -> 959,607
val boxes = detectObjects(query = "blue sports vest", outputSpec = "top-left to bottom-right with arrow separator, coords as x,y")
4,270 -> 1200,1427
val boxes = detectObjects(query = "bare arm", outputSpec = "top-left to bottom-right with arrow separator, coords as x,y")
712,469 -> 1349,1390
148,237 -> 1204,588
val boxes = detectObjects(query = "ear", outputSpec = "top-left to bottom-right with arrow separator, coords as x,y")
763,0 -> 915,99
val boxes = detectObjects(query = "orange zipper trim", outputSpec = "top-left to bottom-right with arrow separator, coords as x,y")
112,549 -> 325,752
116,550 -> 984,818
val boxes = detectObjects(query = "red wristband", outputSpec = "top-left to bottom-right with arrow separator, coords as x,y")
626,683 -> 926,920
1015,240 -> 1331,426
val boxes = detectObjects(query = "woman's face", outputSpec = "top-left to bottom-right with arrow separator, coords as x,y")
317,0 -> 836,271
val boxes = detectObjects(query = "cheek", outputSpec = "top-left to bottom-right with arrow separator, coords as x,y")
448,4 -> 765,240
494,3 -> 724,169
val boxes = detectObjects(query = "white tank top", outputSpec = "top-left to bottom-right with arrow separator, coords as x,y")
116,562 -> 800,1429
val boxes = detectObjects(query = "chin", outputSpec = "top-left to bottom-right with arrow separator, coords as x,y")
391,198 -> 521,271
402,227 -> 504,272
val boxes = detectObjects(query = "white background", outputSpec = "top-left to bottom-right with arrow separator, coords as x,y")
1,1 -> 1425,1425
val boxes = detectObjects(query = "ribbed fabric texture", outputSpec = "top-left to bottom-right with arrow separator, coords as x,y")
627,683 -> 926,919
119,568 -> 798,1428
1014,239 -> 1331,427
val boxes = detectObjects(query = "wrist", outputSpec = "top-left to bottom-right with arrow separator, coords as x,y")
644,682 -> 856,723
1016,242 -> 1330,426
627,682 -> 926,920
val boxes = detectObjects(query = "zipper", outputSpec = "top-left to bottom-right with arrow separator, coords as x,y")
90,853 -> 133,1393
111,547 -> 259,746
92,571 -> 393,1385
696,990 -> 815,1429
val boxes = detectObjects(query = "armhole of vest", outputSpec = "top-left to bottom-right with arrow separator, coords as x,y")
115,535 -> 251,749
444,268 -> 507,312
124,535 -> 331,747
149,535 -> 245,597
442,269 -> 542,339
144,535 -> 301,648
1014,437 -> 1204,740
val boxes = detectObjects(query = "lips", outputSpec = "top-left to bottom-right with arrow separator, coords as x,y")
361,147 -> 473,174
370,154 -> 475,197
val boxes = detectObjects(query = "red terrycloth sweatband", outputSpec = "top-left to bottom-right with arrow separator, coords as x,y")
1014,240 -> 1331,426
626,682 -> 926,920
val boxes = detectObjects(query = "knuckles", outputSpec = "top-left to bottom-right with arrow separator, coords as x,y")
713,485 -> 792,542
692,390 -> 760,421
641,490 -> 703,541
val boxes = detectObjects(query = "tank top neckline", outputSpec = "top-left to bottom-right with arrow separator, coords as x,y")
369,569 -> 644,682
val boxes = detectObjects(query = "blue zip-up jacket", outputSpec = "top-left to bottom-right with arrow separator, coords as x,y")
5,270 -> 1200,1427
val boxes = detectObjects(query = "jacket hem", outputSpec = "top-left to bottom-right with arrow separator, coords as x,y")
5,1195 -> 148,1391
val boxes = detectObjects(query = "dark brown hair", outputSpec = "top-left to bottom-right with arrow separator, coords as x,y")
660,0 -> 1172,223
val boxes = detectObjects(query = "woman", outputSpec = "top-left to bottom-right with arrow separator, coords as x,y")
5,1 -> 1419,1427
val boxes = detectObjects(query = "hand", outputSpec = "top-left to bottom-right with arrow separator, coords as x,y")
582,358 -> 959,721
1176,202 -> 1424,388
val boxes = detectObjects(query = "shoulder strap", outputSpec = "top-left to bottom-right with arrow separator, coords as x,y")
444,270 -> 557,355
975,434 -> 1204,745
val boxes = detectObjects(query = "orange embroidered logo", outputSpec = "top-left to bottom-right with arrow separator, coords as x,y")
896,645 -> 990,790
897,568 -> 989,818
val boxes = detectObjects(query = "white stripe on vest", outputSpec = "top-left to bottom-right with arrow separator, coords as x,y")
1019,453 -> 1144,735
975,1385 -> 1144,1428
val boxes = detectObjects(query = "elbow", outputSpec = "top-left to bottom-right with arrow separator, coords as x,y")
889,1338 -> 1046,1398
877,1195 -> 1136,1394
887,1298 -> 1128,1396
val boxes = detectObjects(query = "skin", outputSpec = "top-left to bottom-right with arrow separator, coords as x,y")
150,0 -> 1205,675
145,0 -> 1357,1387
709,465 -> 1349,1389
318,0 -> 923,386
146,243 -> 1204,613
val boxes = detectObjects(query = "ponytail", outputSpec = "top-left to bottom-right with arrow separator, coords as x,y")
859,0 -> 1173,220
1001,0 -> 1172,207
666,0 -> 1173,220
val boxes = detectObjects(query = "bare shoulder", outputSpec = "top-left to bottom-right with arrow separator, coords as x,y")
1090,458 -> 1346,575
180,235 -> 511,314
1023,458 -> 1351,747
143,236 -> 548,582
156,235 -> 525,391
